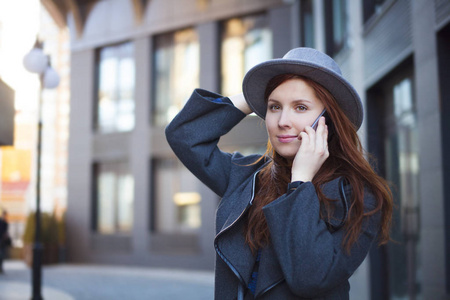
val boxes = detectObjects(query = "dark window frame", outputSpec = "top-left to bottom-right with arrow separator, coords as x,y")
94,41 -> 135,133
367,57 -> 420,300
219,12 -> 272,96
300,0 -> 315,48
149,157 -> 202,253
91,161 -> 134,234
362,0 -> 387,24
324,0 -> 348,57
150,157 -> 202,234
151,28 -> 200,127
437,24 -> 450,294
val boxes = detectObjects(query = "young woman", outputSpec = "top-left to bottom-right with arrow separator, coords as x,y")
166,48 -> 393,300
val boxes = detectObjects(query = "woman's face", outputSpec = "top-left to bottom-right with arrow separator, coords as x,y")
265,78 -> 325,160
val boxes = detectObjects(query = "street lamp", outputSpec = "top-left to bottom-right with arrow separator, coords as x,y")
23,39 -> 60,300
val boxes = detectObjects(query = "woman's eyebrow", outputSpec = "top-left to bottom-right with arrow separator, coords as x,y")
268,98 -> 313,104
291,99 -> 313,104
267,99 -> 280,104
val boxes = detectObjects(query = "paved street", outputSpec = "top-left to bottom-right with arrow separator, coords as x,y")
0,260 -> 214,300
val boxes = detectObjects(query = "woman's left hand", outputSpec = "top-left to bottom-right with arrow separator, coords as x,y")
229,93 -> 253,115
291,117 -> 329,182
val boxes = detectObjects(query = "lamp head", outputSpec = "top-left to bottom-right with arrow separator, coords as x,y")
23,47 -> 48,74
43,67 -> 60,89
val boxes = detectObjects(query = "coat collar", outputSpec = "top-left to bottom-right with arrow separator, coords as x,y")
214,172 -> 255,285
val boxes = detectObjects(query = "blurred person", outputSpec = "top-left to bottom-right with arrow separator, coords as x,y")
165,47 -> 393,299
0,210 -> 10,274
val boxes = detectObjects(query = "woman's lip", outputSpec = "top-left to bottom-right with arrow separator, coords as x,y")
277,135 -> 298,143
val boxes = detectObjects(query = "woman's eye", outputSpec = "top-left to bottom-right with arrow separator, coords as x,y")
296,105 -> 307,111
269,104 -> 281,111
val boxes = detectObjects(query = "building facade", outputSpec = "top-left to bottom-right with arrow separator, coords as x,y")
0,0 -> 49,248
0,79 -> 14,146
46,0 -> 449,299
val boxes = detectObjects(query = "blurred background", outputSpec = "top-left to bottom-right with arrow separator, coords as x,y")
0,0 -> 449,299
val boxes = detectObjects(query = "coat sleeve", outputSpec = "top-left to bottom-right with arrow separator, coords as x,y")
262,178 -> 381,298
165,89 -> 247,197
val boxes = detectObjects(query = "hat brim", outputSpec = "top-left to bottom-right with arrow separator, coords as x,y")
242,59 -> 363,130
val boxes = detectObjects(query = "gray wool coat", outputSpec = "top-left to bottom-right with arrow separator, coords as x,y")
165,89 -> 381,300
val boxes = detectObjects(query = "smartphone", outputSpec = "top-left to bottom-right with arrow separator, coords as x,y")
311,109 -> 327,130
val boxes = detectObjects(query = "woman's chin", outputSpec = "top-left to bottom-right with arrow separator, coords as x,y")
271,140 -> 300,161
274,149 -> 297,161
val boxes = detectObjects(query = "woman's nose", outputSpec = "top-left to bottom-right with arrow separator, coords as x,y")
278,111 -> 292,128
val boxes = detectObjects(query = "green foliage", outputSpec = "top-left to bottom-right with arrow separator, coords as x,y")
22,212 -> 62,246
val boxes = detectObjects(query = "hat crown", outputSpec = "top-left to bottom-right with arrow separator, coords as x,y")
282,47 -> 342,76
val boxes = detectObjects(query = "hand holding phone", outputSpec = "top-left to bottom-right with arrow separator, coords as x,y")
292,108 -> 329,182
311,109 -> 327,130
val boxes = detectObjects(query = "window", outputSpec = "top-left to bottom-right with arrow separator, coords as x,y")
93,162 -> 134,234
221,14 -> 272,96
363,0 -> 386,23
96,42 -> 135,133
367,62 -> 421,300
385,77 -> 421,299
300,0 -> 315,48
152,28 -> 199,126
151,159 -> 201,234
437,24 -> 450,293
324,0 -> 348,57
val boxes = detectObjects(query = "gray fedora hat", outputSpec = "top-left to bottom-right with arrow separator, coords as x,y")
242,47 -> 363,130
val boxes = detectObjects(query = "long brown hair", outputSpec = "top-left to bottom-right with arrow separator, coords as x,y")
245,74 -> 393,253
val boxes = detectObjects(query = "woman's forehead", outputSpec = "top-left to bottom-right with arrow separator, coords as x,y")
268,79 -> 322,103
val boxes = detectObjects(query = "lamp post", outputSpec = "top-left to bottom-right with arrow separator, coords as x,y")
23,39 -> 60,300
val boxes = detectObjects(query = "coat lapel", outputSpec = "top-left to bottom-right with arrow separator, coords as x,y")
215,163 -> 285,295
216,171 -> 257,233
214,174 -> 255,285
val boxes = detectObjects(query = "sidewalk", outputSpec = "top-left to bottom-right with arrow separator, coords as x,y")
0,260 -> 214,300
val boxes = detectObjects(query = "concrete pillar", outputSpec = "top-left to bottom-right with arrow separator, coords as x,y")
131,36 -> 151,260
412,0 -> 447,298
197,21 -> 221,268
67,49 -> 96,261
313,0 -> 325,53
198,21 -> 219,92
347,1 -> 370,299
269,4 -> 293,58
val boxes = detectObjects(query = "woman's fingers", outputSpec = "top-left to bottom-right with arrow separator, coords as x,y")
299,117 -> 329,153
323,124 -> 329,157
299,131 -> 309,144
315,117 -> 325,152
292,117 -> 329,182
315,117 -> 328,155
303,125 -> 316,149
